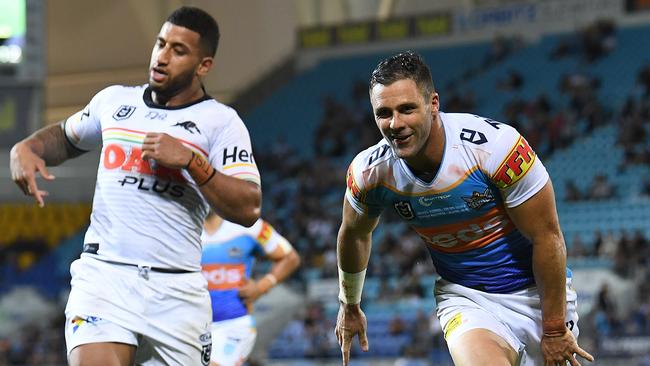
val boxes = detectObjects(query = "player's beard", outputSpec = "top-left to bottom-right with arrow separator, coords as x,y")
149,67 -> 196,102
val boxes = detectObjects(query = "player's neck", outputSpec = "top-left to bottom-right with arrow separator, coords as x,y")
203,214 -> 224,235
151,80 -> 205,107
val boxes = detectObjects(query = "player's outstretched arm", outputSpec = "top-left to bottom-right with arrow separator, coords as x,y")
335,199 -> 379,366
141,132 -> 261,226
506,179 -> 594,365
10,122 -> 86,207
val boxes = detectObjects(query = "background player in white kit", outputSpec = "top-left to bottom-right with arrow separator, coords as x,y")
335,51 -> 594,366
201,211 -> 300,366
9,6 -> 261,366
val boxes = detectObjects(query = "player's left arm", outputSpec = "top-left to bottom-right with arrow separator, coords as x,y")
238,221 -> 300,305
505,180 -> 593,365
256,242 -> 300,294
141,128 -> 261,227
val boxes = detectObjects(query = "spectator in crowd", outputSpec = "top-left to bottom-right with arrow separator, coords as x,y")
497,69 -> 524,90
587,174 -> 615,200
564,179 -> 583,201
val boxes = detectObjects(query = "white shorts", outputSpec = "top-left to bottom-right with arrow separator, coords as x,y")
210,315 -> 257,366
64,256 -> 212,366
435,278 -> 579,366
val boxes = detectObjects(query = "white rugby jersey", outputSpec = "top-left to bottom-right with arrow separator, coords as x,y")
64,85 -> 260,270
346,112 -> 551,293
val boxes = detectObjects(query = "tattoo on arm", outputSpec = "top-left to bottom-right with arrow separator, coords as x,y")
27,123 -> 86,166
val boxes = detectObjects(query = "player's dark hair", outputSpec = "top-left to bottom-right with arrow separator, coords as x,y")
167,6 -> 220,57
370,51 -> 435,98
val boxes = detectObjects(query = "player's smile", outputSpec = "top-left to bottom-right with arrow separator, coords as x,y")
391,133 -> 413,146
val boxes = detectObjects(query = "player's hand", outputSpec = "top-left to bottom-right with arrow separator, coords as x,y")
237,278 -> 263,305
335,302 -> 368,366
541,328 -> 594,366
142,132 -> 192,169
10,142 -> 55,207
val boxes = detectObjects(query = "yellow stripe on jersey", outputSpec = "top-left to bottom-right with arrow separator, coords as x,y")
223,162 -> 257,170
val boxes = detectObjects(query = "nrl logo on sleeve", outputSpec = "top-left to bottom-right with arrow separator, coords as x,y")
493,136 -> 536,189
112,105 -> 136,121
394,201 -> 416,220
461,188 -> 495,210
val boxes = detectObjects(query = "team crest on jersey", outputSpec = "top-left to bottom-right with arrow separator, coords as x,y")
228,246 -> 243,258
394,201 -> 416,220
493,136 -> 536,189
112,105 -> 136,120
461,188 -> 495,210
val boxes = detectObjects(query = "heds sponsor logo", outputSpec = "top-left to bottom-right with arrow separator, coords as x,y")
102,143 -> 186,197
423,215 -> 510,249
202,263 -> 245,290
222,146 -> 254,166
493,136 -> 535,189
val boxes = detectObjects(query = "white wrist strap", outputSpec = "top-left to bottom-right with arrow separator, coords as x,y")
338,267 -> 366,304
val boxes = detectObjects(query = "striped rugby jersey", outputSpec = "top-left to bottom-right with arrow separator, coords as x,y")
346,112 -> 551,293
201,219 -> 288,322
64,85 -> 260,271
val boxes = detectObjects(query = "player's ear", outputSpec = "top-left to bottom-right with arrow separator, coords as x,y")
430,92 -> 440,113
197,57 -> 213,77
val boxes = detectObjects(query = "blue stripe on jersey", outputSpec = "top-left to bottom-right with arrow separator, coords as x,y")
428,231 -> 535,293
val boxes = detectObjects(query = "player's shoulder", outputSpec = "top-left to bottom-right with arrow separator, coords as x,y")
442,112 -> 520,151
88,84 -> 134,103
222,218 -> 263,237
351,139 -> 394,172
348,139 -> 395,189
194,96 -> 241,122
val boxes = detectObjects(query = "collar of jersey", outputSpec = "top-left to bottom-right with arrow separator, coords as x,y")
143,86 -> 213,110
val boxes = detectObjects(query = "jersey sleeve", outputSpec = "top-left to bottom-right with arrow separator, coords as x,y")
344,154 -> 384,218
251,219 -> 293,256
62,87 -> 114,151
209,112 -> 260,186
484,126 -> 549,208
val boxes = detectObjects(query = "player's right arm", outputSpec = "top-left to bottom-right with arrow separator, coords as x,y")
11,87 -> 107,207
335,193 -> 380,366
10,122 -> 86,207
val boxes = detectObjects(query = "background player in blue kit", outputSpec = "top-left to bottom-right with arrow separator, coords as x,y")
335,51 -> 594,366
201,211 -> 300,366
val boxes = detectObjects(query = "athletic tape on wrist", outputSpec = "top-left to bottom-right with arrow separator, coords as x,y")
542,318 -> 566,337
186,152 -> 216,186
338,268 -> 366,304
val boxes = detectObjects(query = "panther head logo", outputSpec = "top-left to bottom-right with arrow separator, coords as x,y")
172,121 -> 201,134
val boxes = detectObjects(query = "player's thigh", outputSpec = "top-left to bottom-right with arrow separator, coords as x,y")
65,313 -> 139,363
210,316 -> 257,366
68,342 -> 136,366
448,328 -> 519,366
